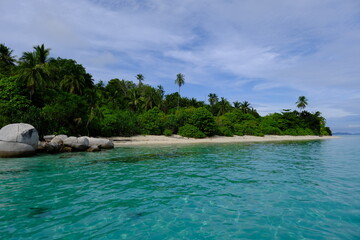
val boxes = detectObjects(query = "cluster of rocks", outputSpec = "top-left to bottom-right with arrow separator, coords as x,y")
0,123 -> 114,158
38,135 -> 114,153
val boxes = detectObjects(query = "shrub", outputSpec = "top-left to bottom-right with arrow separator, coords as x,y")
99,109 -> 138,137
163,129 -> 173,136
188,107 -> 216,136
138,107 -> 165,135
218,126 -> 234,136
233,120 -> 263,136
178,124 -> 206,138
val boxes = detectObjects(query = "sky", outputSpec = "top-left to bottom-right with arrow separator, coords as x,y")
1,0 -> 360,133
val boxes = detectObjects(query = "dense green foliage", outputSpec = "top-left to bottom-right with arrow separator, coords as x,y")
0,43 -> 332,138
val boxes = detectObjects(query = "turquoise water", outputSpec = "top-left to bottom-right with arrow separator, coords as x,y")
0,137 -> 359,239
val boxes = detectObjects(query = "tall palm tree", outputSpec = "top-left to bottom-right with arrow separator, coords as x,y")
0,43 -> 16,66
175,73 -> 185,110
34,44 -> 50,64
240,101 -> 251,114
208,93 -> 219,106
233,101 -> 241,109
60,74 -> 85,95
218,97 -> 231,116
296,96 -> 308,112
136,74 -> 144,87
18,51 -> 48,99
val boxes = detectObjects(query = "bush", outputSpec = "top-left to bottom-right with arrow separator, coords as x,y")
233,120 -> 263,136
218,126 -> 234,136
99,109 -> 138,137
178,124 -> 206,138
138,107 -> 165,135
188,107 -> 216,136
163,129 -> 173,136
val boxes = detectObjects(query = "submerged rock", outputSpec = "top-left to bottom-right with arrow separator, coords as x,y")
0,123 -> 39,158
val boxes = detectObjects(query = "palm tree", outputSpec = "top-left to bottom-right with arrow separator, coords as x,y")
60,74 -> 85,95
34,44 -> 50,64
0,43 -> 16,66
218,97 -> 231,116
208,93 -> 219,106
175,73 -> 185,110
233,101 -> 241,109
240,101 -> 251,114
136,74 -> 144,86
18,51 -> 48,99
296,96 -> 308,112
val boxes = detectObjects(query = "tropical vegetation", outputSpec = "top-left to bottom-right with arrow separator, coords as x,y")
0,43 -> 332,138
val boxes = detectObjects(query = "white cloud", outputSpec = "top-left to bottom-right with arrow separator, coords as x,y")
1,0 -> 360,131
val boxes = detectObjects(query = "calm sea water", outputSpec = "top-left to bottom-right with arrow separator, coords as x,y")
0,136 -> 359,239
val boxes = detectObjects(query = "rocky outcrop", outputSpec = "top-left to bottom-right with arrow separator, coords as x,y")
39,135 -> 114,153
0,123 -> 39,157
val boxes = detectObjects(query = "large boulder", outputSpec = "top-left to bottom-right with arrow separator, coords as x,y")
88,137 -> 114,149
63,136 -> 89,151
0,123 -> 39,157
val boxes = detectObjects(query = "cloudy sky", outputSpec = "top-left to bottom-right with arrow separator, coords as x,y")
1,0 -> 359,133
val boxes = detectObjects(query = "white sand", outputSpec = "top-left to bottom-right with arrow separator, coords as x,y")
110,135 -> 338,147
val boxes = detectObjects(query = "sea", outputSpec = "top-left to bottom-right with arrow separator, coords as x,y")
0,136 -> 359,239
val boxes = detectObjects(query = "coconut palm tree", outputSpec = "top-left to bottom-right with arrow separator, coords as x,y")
60,74 -> 85,95
136,74 -> 144,87
34,44 -> 50,64
18,51 -> 48,99
175,73 -> 185,110
233,101 -> 241,109
240,101 -> 251,114
218,97 -> 231,116
0,43 -> 16,66
296,96 -> 308,112
208,93 -> 219,106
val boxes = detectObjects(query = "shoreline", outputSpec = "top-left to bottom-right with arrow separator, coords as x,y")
110,135 -> 338,147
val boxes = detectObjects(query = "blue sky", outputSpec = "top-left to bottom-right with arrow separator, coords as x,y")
1,0 -> 360,133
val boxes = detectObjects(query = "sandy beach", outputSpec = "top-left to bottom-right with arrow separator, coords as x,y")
110,135 -> 338,147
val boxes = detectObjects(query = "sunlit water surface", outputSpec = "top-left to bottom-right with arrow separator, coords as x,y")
0,136 -> 359,239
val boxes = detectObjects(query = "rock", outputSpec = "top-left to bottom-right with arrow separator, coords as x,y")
50,135 -> 67,145
37,141 -> 48,152
61,146 -> 72,152
43,135 -> 55,143
0,123 -> 39,149
88,138 -> 114,149
46,142 -> 62,153
63,136 -> 89,151
0,123 -> 39,157
0,141 -> 36,157
86,146 -> 101,152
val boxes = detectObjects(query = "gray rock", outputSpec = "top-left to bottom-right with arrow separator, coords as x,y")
0,123 -> 39,157
0,140 -> 36,157
86,145 -> 101,152
46,142 -> 62,153
50,135 -> 67,145
0,123 -> 39,149
88,138 -> 114,149
43,135 -> 55,143
63,136 -> 89,150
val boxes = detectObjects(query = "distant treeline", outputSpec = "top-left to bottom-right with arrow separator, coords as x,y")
0,44 -> 332,138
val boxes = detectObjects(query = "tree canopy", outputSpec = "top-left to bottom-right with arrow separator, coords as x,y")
0,43 -> 332,138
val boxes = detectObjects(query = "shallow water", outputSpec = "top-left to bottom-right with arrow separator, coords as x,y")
0,136 -> 359,239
